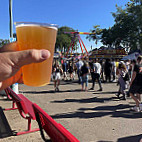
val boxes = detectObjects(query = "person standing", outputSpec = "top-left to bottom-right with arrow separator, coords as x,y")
76,59 -> 84,83
116,61 -> 128,100
129,56 -> 142,112
99,59 -> 105,82
89,60 -> 95,90
53,63 -> 63,92
68,62 -> 74,80
80,62 -> 89,91
104,58 -> 112,82
111,58 -> 116,82
90,59 -> 103,91
62,60 -> 68,81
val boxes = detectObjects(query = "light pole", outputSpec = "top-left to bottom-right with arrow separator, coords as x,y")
9,0 -> 13,38
9,0 -> 19,93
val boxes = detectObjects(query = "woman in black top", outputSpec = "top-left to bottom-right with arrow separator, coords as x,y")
129,56 -> 142,112
68,62 -> 74,80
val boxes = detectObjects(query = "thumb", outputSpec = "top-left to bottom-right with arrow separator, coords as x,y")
0,49 -> 51,82
10,49 -> 51,67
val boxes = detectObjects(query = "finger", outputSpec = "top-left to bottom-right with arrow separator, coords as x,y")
0,42 -> 19,52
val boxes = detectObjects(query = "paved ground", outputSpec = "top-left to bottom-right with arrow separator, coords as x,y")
0,76 -> 142,142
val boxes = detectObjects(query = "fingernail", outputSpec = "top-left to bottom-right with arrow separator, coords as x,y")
41,50 -> 51,59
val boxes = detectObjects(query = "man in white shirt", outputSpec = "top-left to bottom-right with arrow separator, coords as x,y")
90,59 -> 103,91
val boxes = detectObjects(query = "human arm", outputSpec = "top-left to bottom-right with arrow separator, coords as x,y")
129,71 -> 136,86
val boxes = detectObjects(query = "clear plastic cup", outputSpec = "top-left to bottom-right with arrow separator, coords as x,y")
15,22 -> 58,86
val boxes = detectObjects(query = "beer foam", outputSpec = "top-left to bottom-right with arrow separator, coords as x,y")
16,23 -> 58,30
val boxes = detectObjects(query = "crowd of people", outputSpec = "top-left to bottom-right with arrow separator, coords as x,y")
52,56 -> 142,112
0,42 -> 141,113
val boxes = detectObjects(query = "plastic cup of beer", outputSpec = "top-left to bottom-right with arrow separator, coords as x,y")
15,22 -> 58,86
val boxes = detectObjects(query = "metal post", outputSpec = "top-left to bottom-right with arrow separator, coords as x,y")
9,0 -> 19,93
9,0 -> 13,38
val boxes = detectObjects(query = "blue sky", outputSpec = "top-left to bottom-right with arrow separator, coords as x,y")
0,0 -> 130,52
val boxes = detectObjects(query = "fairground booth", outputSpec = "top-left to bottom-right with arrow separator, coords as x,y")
89,46 -> 127,60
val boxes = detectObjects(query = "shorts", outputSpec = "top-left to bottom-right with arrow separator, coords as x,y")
129,84 -> 142,94
81,75 -> 88,87
53,72 -> 61,80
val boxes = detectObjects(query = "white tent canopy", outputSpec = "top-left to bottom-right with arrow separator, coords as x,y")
122,52 -> 140,60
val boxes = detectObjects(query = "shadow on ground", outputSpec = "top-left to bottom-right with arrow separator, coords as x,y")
21,90 -> 118,96
117,134 -> 142,142
51,104 -> 142,119
51,96 -> 118,104
21,89 -> 83,94
0,107 -> 13,138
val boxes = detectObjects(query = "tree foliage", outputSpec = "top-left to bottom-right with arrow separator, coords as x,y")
88,0 -> 142,52
86,25 -> 102,45
55,26 -> 77,53
0,39 -> 10,47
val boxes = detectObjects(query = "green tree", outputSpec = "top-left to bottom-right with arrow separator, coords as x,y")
88,0 -> 142,52
113,1 -> 142,51
86,25 -> 102,45
55,26 -> 77,53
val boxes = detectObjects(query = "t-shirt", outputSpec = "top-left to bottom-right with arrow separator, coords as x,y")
68,65 -> 73,73
76,60 -> 84,70
81,66 -> 89,76
115,62 -> 119,68
93,62 -> 101,74
56,67 -> 60,73
133,64 -> 142,85
104,62 -> 112,73
111,61 -> 116,72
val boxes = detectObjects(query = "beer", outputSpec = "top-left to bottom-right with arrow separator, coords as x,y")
16,23 -> 57,86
